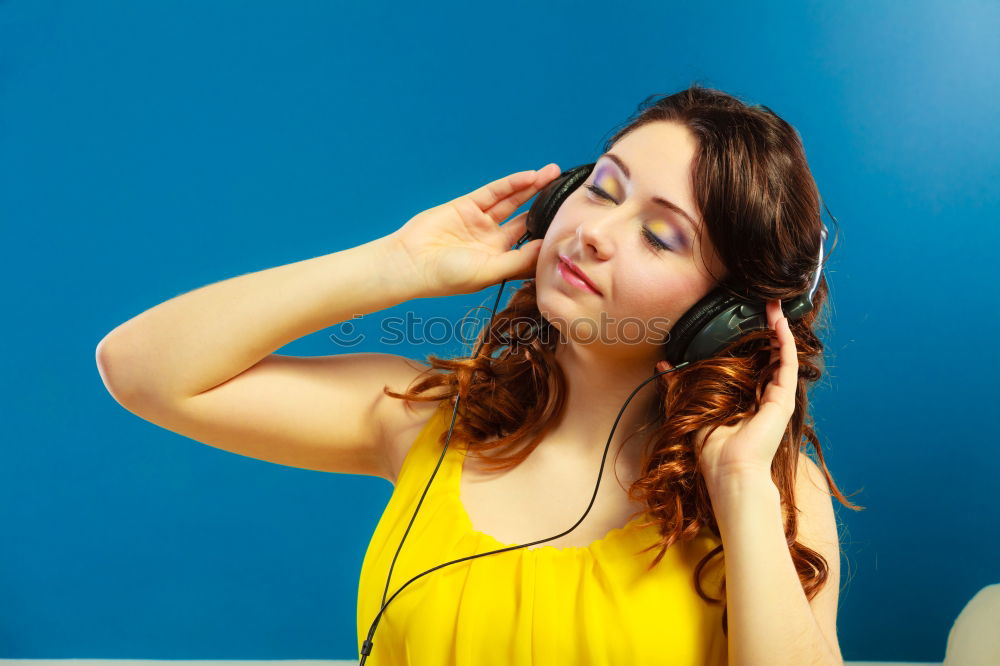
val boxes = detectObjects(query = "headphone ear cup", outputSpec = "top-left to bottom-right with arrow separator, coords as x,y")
665,287 -> 733,366
666,288 -> 768,366
525,163 -> 595,241
666,223 -> 828,366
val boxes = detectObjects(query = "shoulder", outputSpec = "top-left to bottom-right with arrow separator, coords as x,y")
374,355 -> 450,485
792,452 -> 839,554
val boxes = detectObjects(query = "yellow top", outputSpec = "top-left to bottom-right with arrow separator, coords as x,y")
357,400 -> 729,665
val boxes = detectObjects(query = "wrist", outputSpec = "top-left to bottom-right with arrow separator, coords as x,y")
370,233 -> 438,301
707,471 -> 781,530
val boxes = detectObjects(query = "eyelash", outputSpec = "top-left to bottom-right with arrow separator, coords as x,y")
583,184 -> 675,253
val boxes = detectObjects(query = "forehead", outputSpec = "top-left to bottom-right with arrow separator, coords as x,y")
606,121 -> 699,183
610,122 -> 728,282
601,122 -> 700,222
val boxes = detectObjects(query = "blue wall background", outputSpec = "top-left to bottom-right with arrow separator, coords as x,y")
2,0 -> 997,662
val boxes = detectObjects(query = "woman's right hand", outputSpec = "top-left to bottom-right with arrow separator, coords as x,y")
382,163 -> 562,298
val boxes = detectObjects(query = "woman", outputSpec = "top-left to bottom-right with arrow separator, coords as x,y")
96,84 -> 860,665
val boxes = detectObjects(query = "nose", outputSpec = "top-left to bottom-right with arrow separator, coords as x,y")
575,207 -> 623,261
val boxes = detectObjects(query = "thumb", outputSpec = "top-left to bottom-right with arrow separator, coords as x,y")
494,239 -> 543,282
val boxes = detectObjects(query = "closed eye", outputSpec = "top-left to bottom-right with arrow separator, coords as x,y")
583,183 -> 614,202
583,184 -> 675,253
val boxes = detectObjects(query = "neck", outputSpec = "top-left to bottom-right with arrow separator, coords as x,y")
543,340 -> 664,460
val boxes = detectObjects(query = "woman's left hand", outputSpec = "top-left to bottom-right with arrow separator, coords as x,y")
658,299 -> 799,491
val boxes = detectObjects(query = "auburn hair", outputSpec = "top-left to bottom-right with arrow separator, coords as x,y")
383,83 -> 863,638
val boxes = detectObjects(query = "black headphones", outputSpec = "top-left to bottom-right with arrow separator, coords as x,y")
521,162 -> 828,368
359,162 -> 828,662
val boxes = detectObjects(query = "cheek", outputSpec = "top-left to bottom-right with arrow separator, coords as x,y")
534,235 -> 561,298
535,237 -> 557,284
537,211 -> 575,266
611,272 -> 698,325
542,208 -> 574,242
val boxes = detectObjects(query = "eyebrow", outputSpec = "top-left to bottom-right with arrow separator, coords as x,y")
599,152 -> 700,234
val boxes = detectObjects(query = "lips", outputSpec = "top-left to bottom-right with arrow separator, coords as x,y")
557,254 -> 602,295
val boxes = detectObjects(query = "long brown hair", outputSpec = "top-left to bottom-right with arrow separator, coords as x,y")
384,83 -> 863,637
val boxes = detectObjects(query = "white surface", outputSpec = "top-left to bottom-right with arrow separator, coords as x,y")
943,583 -> 1000,666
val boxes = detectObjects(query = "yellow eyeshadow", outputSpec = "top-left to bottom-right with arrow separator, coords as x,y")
597,173 -> 623,200
646,220 -> 672,236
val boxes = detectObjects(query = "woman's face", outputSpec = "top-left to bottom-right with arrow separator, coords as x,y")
535,120 -> 727,359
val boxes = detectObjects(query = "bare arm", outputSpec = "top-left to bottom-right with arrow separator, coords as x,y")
94,165 -> 556,478
96,236 -> 422,402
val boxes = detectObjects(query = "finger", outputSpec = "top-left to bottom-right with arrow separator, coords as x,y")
753,399 -> 794,441
470,164 -> 561,224
766,300 -> 781,346
463,167 -> 545,218
499,211 -> 531,247
494,239 -> 543,281
459,170 -> 534,217
761,301 -> 797,413
766,300 -> 783,371
482,164 -> 561,224
776,305 -> 798,390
